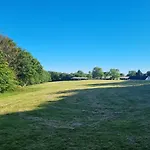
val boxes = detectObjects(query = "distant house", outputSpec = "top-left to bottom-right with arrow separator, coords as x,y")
120,76 -> 129,80
71,77 -> 88,80
145,76 -> 150,80
101,76 -> 111,80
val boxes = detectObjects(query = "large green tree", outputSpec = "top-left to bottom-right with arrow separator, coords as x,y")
109,69 -> 120,80
16,50 -> 48,86
92,67 -> 104,79
0,35 -> 50,92
0,35 -> 20,68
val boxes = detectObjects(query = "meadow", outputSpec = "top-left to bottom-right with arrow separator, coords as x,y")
0,80 -> 150,150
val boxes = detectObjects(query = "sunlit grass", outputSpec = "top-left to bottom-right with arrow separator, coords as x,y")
0,80 -> 122,114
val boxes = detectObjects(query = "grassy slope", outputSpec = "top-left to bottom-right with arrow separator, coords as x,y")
0,80 -> 150,150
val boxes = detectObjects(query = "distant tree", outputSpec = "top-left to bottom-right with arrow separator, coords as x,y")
127,70 -> 136,77
60,73 -> 72,81
49,71 -> 74,81
136,70 -> 143,78
49,71 -> 61,81
104,72 -> 110,79
70,73 -> 75,78
146,71 -> 150,76
120,73 -> 125,77
109,69 -> 120,80
74,70 -> 86,77
86,71 -> 92,79
92,67 -> 104,79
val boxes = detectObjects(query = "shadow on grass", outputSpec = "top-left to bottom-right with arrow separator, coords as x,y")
1,81 -> 150,150
85,80 -> 150,87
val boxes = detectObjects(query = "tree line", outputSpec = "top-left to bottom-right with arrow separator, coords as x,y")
49,67 -> 123,81
49,68 -> 150,82
1,35 -> 150,93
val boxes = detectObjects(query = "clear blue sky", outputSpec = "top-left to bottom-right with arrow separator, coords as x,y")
0,0 -> 150,73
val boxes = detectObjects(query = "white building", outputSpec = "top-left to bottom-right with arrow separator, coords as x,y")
145,76 -> 150,80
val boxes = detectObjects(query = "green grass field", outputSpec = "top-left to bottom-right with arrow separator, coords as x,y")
1,80 -> 150,150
